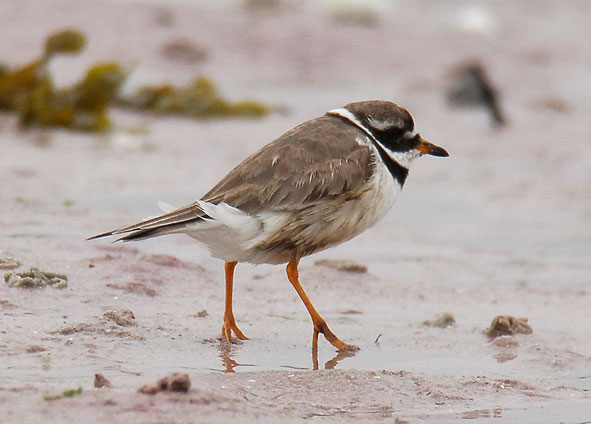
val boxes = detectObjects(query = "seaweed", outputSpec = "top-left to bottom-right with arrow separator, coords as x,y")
0,63 -> 9,78
119,76 -> 269,119
0,29 -> 124,132
19,62 -> 126,132
44,29 -> 86,57
1,29 -> 269,133
0,59 -> 49,111
43,386 -> 83,402
0,29 -> 85,112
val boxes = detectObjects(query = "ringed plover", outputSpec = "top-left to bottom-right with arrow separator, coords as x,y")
89,100 -> 449,351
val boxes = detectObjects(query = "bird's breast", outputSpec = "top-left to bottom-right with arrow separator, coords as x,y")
249,160 -> 401,262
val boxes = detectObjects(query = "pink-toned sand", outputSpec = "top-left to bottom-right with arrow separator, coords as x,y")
1,1 -> 590,422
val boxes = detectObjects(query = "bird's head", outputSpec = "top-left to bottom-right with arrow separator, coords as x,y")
330,100 -> 448,169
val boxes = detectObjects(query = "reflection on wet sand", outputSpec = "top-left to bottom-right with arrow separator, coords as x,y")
313,347 -> 357,370
217,340 -> 254,373
216,339 -> 357,372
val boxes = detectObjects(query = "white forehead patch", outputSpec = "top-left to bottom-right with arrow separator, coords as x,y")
367,116 -> 403,131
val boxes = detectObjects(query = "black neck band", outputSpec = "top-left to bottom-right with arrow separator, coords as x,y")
329,114 -> 409,187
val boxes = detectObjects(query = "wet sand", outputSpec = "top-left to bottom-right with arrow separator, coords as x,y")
1,0 -> 590,422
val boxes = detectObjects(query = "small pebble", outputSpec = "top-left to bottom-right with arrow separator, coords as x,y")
487,315 -> 533,339
423,313 -> 456,328
94,373 -> 113,388
138,373 -> 191,394
103,309 -> 136,327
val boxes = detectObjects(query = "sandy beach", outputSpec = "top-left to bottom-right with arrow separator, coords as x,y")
1,1 -> 590,422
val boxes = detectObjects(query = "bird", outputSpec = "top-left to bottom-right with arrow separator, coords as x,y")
89,100 -> 449,352
447,62 -> 506,126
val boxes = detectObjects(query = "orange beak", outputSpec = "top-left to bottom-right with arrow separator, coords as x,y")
417,138 -> 449,157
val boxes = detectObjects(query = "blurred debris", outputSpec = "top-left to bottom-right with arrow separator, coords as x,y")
486,315 -> 533,339
55,323 -> 94,335
242,0 -> 296,13
326,0 -> 381,27
423,312 -> 456,328
0,299 -> 17,309
153,6 -> 175,27
40,353 -> 52,370
138,373 -> 191,395
341,309 -> 363,315
106,282 -> 157,297
160,39 -> 208,64
107,131 -> 153,152
103,309 -> 136,326
94,373 -> 113,388
455,6 -> 496,34
25,345 -> 48,353
529,97 -> 571,113
446,62 -> 505,126
53,321 -> 141,339
53,309 -> 144,339
118,76 -> 269,119
314,258 -> 368,273
0,257 -> 20,270
194,309 -> 208,318
4,267 -> 68,288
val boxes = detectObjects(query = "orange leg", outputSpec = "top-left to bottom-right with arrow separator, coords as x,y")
222,261 -> 248,342
286,257 -> 359,352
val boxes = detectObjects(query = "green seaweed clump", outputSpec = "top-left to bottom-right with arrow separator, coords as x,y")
0,59 -> 49,111
0,29 -> 86,111
0,63 -> 9,78
19,62 -> 127,132
44,29 -> 86,57
121,76 -> 269,119
43,386 -> 83,402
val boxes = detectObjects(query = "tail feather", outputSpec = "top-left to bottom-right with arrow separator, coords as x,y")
116,223 -> 189,242
88,201 -> 209,242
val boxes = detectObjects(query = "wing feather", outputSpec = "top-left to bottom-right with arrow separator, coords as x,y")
89,114 -> 375,241
202,115 -> 375,213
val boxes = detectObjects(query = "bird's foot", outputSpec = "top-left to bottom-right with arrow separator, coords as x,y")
313,319 -> 359,352
222,315 -> 248,342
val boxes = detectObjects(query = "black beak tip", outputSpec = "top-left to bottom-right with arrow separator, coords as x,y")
427,145 -> 449,157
